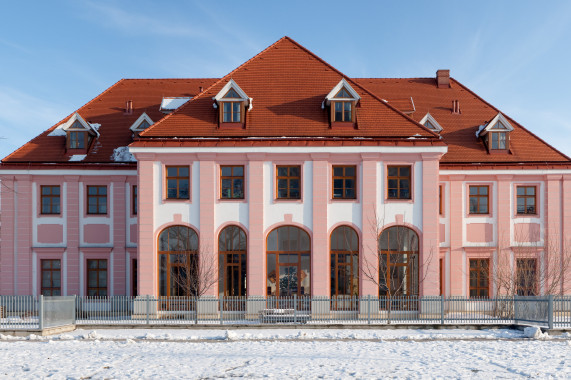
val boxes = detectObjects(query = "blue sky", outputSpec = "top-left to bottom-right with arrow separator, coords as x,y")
1,1 -> 571,159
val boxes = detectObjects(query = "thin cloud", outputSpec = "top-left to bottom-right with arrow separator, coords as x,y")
0,86 -> 68,158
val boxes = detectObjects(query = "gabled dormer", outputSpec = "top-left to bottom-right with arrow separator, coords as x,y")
476,113 -> 514,153
54,112 -> 98,153
129,112 -> 154,136
324,79 -> 360,127
213,79 -> 251,127
419,112 -> 443,133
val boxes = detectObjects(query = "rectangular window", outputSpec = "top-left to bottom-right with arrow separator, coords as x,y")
276,165 -> 301,199
439,185 -> 443,215
132,185 -> 137,215
333,101 -> 352,122
491,132 -> 507,150
517,186 -> 536,215
87,186 -> 107,214
516,258 -> 537,296
41,185 -> 61,214
469,259 -> 489,298
332,165 -> 356,199
41,259 -> 61,296
68,131 -> 85,149
87,259 -> 107,297
220,165 -> 244,199
469,185 -> 489,214
166,166 -> 190,199
387,166 -> 411,199
222,102 -> 241,123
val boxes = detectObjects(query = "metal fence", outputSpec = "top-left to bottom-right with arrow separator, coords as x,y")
2,295 -> 571,330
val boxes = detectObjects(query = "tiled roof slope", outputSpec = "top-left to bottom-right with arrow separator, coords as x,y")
355,78 -> 570,164
140,37 -> 437,139
2,78 -> 217,163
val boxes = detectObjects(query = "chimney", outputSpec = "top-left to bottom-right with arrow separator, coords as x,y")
452,99 -> 461,114
125,100 -> 133,114
199,86 -> 203,93
436,69 -> 450,88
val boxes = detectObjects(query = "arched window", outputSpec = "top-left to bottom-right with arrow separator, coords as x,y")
218,226 -> 247,297
330,226 -> 359,308
266,226 -> 311,297
378,226 -> 419,298
158,226 -> 198,297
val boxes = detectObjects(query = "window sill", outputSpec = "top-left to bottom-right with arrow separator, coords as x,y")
385,198 -> 413,204
274,198 -> 303,204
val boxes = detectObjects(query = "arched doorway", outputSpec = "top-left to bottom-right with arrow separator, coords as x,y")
378,226 -> 419,302
158,225 -> 198,297
218,225 -> 247,297
266,226 -> 311,298
330,226 -> 359,310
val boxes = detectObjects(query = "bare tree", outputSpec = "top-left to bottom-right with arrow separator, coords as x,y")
469,229 -> 571,318
361,208 -> 435,322
493,229 -> 571,296
165,245 -> 219,298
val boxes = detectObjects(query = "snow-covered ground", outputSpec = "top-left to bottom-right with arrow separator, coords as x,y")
1,328 -> 570,378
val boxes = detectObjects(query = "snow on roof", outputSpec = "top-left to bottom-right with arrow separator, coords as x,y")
160,97 -> 192,112
111,146 -> 136,162
68,154 -> 87,162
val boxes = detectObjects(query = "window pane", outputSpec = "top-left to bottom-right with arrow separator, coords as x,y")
277,167 -> 288,176
233,166 -> 243,176
479,198 -> 488,213
233,179 -> 244,198
345,166 -> 355,177
221,166 -> 232,176
517,198 -> 525,214
528,187 -> 535,195
517,187 -> 525,196
333,167 -> 343,176
480,186 -> 488,195
469,186 -> 478,195
289,166 -> 300,177
469,198 -> 478,213
388,167 -> 398,177
179,180 -> 189,198
399,167 -> 410,177
221,179 -> 231,198
88,187 -> 97,195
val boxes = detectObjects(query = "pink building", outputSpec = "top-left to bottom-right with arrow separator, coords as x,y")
2,37 -> 571,301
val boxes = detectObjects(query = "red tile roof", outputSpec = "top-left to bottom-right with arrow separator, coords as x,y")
140,37 -> 436,140
2,78 -> 217,164
2,36 -> 569,167
354,77 -> 570,164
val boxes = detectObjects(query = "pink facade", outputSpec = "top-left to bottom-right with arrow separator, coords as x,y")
2,37 -> 571,299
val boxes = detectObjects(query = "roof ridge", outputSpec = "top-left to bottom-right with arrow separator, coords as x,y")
2,78 -> 126,162
449,77 -> 571,162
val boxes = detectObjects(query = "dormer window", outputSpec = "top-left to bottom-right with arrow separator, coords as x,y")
59,113 -> 97,152
69,131 -> 86,149
476,113 -> 514,153
214,80 -> 251,127
325,79 -> 360,127
419,112 -> 443,133
129,112 -> 154,136
490,131 -> 507,150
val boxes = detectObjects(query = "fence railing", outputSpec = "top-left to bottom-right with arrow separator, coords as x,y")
2,295 -> 571,330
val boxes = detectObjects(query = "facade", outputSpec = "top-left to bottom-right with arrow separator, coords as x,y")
1,37 -> 571,301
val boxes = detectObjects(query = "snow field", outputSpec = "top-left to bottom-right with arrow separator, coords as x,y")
0,328 -> 570,379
